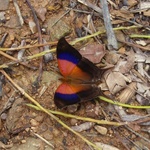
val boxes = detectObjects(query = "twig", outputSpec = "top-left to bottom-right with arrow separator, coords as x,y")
26,0 -> 42,44
125,126 -> 150,143
100,0 -> 118,49
116,131 -> 142,150
26,0 -> 43,85
0,41 -> 57,51
13,0 -> 24,26
27,103 -> 124,126
27,26 -> 148,60
0,26 -> 142,52
71,26 -> 141,45
114,16 -> 150,30
117,39 -> 150,51
99,96 -> 150,109
66,7 -> 91,14
0,33 -> 8,47
31,130 -> 54,148
131,69 -> 147,83
0,26 -> 145,61
130,34 -> 150,38
78,0 -> 102,14
0,51 -> 36,70
0,70 -> 102,150
87,0 -> 101,42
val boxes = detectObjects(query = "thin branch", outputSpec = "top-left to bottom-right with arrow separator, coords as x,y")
27,103 -> 124,126
31,130 -> 54,148
78,0 -> 102,14
99,96 -> 150,109
13,0 -> 24,26
100,0 -> 118,49
26,0 -> 43,84
0,51 -> 36,70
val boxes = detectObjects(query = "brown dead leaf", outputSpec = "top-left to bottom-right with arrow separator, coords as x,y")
117,82 -> 137,103
128,0 -> 138,8
143,10 -> 150,17
105,71 -> 127,94
112,19 -> 126,24
105,51 -> 120,65
115,30 -> 126,46
115,50 -> 135,74
111,9 -> 134,20
36,7 -> 47,22
118,47 -> 126,54
80,43 -> 106,63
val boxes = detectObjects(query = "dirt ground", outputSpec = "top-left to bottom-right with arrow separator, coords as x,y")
0,0 -> 150,150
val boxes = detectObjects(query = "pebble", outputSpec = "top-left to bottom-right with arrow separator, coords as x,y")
52,128 -> 60,137
85,103 -> 96,117
71,122 -> 95,132
31,112 -> 37,117
67,104 -> 78,113
4,87 -> 11,94
40,123 -> 48,132
30,127 -> 38,133
1,113 -> 7,120
21,140 -> 26,144
70,119 -> 78,126
43,131 -> 53,140
94,125 -> 108,135
34,115 -> 44,122
30,119 -> 39,127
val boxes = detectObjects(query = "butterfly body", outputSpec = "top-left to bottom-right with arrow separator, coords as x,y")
54,38 -> 104,108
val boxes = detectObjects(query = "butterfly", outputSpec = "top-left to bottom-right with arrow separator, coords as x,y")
54,37 -> 105,108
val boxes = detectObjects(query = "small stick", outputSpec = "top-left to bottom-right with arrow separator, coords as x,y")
31,130 -> 54,148
26,0 -> 43,85
26,0 -> 42,44
78,0 -> 102,14
117,39 -> 150,51
100,0 -> 118,49
13,0 -> 24,26
131,69 -> 147,83
125,126 -> 150,143
0,33 -> 8,47
0,51 -> 37,70
0,41 -> 57,51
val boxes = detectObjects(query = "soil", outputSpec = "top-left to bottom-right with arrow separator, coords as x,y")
0,0 -> 150,150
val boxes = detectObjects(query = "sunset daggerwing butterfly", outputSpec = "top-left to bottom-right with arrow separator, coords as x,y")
54,37 -> 105,108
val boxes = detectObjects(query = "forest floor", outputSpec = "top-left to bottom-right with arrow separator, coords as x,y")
0,0 -> 150,150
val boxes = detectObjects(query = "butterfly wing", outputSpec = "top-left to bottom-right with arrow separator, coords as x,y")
54,82 -> 100,108
55,37 -> 104,108
57,37 -> 103,82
